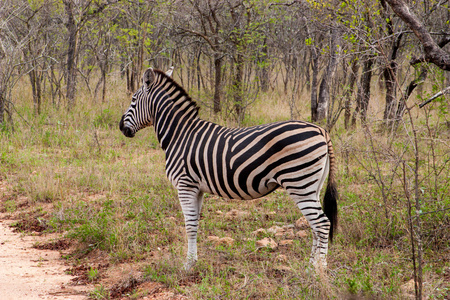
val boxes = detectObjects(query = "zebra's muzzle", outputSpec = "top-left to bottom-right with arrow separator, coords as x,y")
119,115 -> 135,138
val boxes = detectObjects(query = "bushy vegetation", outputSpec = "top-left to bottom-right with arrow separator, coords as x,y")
0,72 -> 448,299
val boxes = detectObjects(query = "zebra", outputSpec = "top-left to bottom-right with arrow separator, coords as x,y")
119,67 -> 338,271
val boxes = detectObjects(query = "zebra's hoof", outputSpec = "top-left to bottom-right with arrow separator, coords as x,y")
184,259 -> 197,271
309,257 -> 327,272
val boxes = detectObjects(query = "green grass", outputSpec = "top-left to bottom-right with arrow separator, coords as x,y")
0,75 -> 449,299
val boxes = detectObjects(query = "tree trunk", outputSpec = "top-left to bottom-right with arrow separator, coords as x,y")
317,28 -> 338,123
49,64 -> 63,107
126,65 -> 132,94
304,52 -> 311,94
360,58 -> 374,123
344,59 -> 358,129
310,51 -> 319,122
233,52 -> 245,124
213,53 -> 222,113
317,78 -> 330,122
383,61 -> 398,122
0,90 -> 4,125
382,16 -> 403,125
101,48 -> 109,103
29,70 -> 42,115
64,0 -> 78,109
447,70 -> 450,113
352,57 -> 374,125
259,37 -> 269,93
101,67 -> 106,103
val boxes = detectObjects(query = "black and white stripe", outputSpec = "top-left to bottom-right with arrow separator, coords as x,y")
120,68 -> 338,270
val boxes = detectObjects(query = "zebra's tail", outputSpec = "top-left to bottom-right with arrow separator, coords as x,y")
323,133 -> 338,243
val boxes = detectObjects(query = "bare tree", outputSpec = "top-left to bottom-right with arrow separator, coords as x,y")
175,0 -> 229,113
0,1 -> 34,125
63,0 -> 118,108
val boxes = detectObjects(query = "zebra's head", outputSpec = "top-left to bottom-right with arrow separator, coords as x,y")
119,67 -> 174,138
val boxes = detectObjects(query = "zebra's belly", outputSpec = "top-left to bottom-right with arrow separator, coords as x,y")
199,177 -> 280,200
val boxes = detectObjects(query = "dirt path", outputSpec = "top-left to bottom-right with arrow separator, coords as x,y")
0,219 -> 88,300
0,178 -> 188,300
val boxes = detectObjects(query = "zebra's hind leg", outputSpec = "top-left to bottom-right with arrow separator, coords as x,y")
178,187 -> 203,271
287,189 -> 331,270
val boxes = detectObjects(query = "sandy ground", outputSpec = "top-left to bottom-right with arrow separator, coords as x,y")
0,219 -> 88,300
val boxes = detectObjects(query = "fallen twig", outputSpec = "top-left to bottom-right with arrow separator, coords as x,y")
418,86 -> 450,108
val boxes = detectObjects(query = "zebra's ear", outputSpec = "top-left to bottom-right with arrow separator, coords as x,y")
165,66 -> 174,78
143,68 -> 155,88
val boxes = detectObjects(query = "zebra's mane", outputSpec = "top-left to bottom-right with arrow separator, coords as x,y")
154,69 -> 200,115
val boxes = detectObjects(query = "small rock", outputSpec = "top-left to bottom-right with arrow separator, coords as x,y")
267,225 -> 284,235
225,209 -> 249,219
207,236 -> 220,242
256,237 -> 278,250
274,231 -> 285,238
279,240 -> 294,246
217,237 -> 235,246
272,227 -> 295,239
251,228 -> 267,237
216,210 -> 223,215
400,279 -> 416,299
275,265 -> 292,272
296,230 -> 308,238
295,217 -> 309,229
284,229 -> 295,239
208,236 -> 234,247
276,254 -> 288,263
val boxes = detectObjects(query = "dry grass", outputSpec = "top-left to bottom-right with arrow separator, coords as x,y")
0,73 -> 449,299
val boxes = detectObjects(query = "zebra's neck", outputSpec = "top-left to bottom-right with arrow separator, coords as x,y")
151,73 -> 200,151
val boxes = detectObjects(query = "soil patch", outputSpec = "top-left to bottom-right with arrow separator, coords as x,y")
11,216 -> 49,233
33,239 -> 71,251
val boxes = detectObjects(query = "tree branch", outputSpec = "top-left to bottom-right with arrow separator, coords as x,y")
176,27 -> 216,50
418,86 -> 450,108
268,1 -> 297,7
410,35 -> 450,66
385,0 -> 450,71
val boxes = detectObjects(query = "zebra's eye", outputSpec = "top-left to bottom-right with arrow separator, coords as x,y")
131,97 -> 137,103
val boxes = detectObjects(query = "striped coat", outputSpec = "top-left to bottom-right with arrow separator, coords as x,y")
120,68 -> 338,271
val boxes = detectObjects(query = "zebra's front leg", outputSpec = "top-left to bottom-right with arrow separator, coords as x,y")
178,187 -> 202,271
